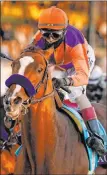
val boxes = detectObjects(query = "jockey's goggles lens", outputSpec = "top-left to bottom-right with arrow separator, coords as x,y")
40,30 -> 64,40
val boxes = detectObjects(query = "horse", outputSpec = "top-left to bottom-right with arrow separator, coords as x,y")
0,54 -> 22,175
3,48 -> 107,174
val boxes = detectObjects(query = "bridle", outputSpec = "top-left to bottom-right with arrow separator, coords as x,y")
21,51 -> 54,107
2,51 -> 55,150
31,51 -> 54,103
5,50 -> 54,117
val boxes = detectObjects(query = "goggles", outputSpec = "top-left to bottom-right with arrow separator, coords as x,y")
40,29 -> 64,40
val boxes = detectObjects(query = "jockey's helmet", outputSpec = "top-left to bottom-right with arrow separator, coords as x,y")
38,6 -> 68,30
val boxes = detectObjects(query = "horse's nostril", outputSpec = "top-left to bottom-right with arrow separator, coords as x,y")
6,106 -> 11,112
5,100 -> 10,105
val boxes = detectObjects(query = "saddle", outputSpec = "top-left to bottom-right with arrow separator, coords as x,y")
54,91 -> 107,174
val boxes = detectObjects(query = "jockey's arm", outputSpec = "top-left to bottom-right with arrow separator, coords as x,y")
69,44 -> 89,87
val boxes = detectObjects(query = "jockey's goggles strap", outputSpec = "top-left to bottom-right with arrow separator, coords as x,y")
40,29 -> 65,40
5,74 -> 36,97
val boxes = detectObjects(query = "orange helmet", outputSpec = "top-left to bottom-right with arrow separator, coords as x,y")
38,6 -> 68,30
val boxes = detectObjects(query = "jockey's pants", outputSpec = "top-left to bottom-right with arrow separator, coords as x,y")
62,45 -> 97,121
63,44 -> 95,101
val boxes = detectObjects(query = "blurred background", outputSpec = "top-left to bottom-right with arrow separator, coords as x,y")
1,1 -> 106,59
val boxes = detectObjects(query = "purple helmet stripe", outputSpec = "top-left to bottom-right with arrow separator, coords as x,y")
65,25 -> 85,47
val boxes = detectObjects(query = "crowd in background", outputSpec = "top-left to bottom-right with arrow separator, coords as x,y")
1,1 -> 106,59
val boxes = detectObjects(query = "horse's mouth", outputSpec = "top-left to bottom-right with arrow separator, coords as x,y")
6,110 -> 20,120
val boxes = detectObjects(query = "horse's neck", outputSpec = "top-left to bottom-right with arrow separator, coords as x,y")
21,96 -> 57,173
30,76 -> 57,139
21,78 -> 81,173
21,73 -> 57,168
30,96 -> 57,137
22,97 -> 81,174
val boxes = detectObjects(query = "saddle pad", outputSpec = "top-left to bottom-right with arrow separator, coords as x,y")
63,99 -> 80,112
15,104 -> 107,173
15,145 -> 22,157
62,104 -> 98,173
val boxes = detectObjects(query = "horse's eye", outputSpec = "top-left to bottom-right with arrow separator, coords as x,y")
14,97 -> 22,104
37,67 -> 43,73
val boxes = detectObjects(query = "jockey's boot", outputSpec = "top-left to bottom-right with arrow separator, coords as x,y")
86,119 -> 106,156
81,107 -> 106,157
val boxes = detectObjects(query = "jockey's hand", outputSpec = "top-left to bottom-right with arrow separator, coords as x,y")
52,77 -> 71,89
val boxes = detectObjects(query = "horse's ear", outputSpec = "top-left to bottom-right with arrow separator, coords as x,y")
37,64 -> 44,73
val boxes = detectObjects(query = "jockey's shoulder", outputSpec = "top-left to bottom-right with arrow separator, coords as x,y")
65,25 -> 86,47
67,25 -> 86,39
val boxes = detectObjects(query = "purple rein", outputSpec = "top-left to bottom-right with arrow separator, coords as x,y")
5,74 -> 36,97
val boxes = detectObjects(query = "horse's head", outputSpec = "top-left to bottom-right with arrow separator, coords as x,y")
3,48 -> 52,120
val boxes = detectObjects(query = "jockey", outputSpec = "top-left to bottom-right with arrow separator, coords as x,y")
25,6 -> 106,156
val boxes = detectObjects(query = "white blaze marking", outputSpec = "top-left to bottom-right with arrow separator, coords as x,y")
12,56 -> 34,96
12,85 -> 22,97
19,56 -> 34,75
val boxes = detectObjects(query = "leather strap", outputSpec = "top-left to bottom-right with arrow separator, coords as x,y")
54,90 -> 63,108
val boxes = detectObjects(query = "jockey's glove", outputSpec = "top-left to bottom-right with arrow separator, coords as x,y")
52,77 -> 72,89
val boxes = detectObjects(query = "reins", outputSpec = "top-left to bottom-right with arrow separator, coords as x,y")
0,52 -> 14,61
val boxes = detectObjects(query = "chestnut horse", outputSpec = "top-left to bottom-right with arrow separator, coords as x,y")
3,48 -> 106,174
